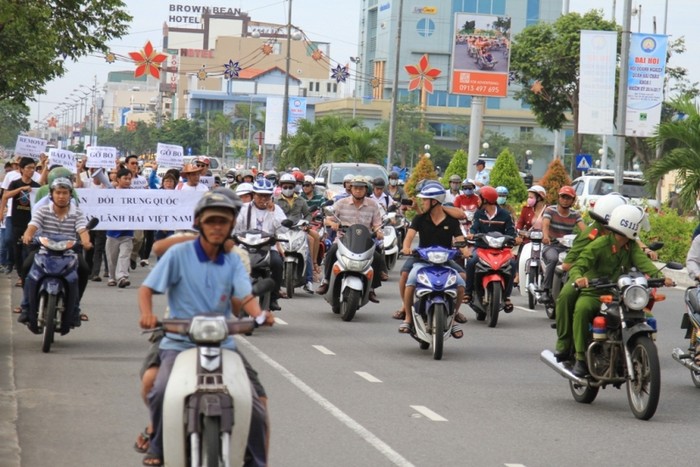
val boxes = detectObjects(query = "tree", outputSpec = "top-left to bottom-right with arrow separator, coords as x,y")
405,155 -> 438,199
0,1 -> 131,105
0,101 -> 30,148
377,103 -> 433,167
207,112 -> 234,158
440,149 -> 467,186
510,11 -> 617,158
489,149 -> 527,205
538,158 -> 572,204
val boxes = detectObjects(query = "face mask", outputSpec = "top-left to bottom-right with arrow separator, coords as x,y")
527,197 -> 536,207
389,179 -> 398,186
497,196 -> 507,205
281,188 -> 294,197
463,189 -> 474,196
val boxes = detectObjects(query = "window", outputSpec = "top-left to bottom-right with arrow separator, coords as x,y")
520,126 -> 534,135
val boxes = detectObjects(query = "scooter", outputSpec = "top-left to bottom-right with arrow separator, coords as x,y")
672,280 -> 700,388
234,228 -> 288,311
407,245 -> 464,360
382,212 -> 399,271
546,234 -> 577,320
518,229 -> 546,310
468,232 -> 515,328
278,219 -> 310,298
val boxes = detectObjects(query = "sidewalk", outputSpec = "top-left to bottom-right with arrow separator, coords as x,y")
0,276 -> 20,467
653,261 -> 694,289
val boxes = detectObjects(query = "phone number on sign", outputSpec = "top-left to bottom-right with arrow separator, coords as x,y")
457,84 -> 500,94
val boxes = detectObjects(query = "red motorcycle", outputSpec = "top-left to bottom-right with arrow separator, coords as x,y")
468,232 -> 515,328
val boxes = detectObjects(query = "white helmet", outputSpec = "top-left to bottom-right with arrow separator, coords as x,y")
235,182 -> 254,195
527,184 -> 547,200
606,205 -> 645,240
304,175 -> 314,184
416,181 -> 446,204
279,173 -> 296,185
589,193 -> 627,225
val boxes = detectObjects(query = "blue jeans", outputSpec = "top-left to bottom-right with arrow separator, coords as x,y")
2,217 -> 13,267
305,240 -> 313,283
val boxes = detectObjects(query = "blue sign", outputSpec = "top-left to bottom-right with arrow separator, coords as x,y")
576,154 -> 593,171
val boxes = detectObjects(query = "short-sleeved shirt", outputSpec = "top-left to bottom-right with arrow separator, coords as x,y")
333,196 -> 382,231
410,212 -> 463,248
143,239 -> 252,352
276,194 -> 310,222
454,194 -> 480,210
474,169 -> 490,186
29,204 -> 87,238
235,203 -> 287,235
543,206 -> 583,239
2,170 -> 41,217
8,178 -> 40,229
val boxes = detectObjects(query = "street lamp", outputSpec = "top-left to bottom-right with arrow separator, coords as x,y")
481,142 -> 489,158
424,144 -> 431,158
350,56 -> 361,119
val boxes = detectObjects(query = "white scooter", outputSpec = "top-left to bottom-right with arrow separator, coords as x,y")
279,219 -> 310,298
518,230 -> 546,310
382,212 -> 399,271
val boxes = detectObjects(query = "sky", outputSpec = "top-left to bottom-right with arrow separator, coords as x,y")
30,0 -> 700,126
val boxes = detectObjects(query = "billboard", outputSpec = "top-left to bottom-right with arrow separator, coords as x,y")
625,33 -> 667,137
450,13 -> 511,98
578,30 -> 617,135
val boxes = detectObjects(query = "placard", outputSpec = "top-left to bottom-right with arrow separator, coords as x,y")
156,143 -> 184,168
48,149 -> 77,173
199,176 -> 215,188
86,146 -> 118,169
15,135 -> 47,160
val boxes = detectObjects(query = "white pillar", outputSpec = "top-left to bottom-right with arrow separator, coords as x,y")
467,96 -> 484,179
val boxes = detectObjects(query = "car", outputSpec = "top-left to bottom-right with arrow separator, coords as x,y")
315,162 -> 389,199
571,169 -> 660,210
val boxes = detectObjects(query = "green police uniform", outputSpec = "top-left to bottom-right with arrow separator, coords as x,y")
554,221 -> 605,353
569,233 -> 660,361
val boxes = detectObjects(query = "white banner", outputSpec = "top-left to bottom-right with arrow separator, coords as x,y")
48,149 -> 77,173
578,30 -> 617,135
15,135 -> 47,160
156,142 -> 184,167
76,188 -> 204,230
626,33 -> 668,137
86,146 -> 118,169
200,176 -> 215,188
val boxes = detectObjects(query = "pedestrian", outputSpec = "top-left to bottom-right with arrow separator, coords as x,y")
106,168 -> 134,288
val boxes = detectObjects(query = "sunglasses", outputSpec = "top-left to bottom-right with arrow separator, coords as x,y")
195,163 -> 206,167
559,194 -> 574,200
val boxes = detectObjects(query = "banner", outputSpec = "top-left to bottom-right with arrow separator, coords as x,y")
578,30 -> 617,135
156,142 -> 184,167
76,189 -> 204,230
15,135 -> 47,160
449,13 -> 511,98
48,148 -> 77,173
626,33 -> 668,137
86,146 -> 118,169
287,97 -> 307,137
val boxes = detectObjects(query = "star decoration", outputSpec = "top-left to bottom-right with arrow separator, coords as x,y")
47,116 -> 58,128
261,44 -> 274,56
197,66 -> 208,81
224,59 -> 242,80
127,121 -> 137,131
404,54 -> 441,93
531,80 -> 544,94
311,49 -> 324,61
128,41 -> 167,79
105,52 -> 116,64
330,64 -> 349,83
369,77 -> 380,89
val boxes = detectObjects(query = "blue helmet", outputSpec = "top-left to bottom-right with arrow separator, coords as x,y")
416,181 -> 446,204
252,178 -> 274,195
496,186 -> 509,196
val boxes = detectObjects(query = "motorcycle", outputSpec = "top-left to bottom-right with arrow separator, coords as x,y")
517,229 -> 546,310
382,212 -> 399,271
234,228 -> 288,311
546,234 -> 577,320
672,280 -> 700,388
406,245 -> 464,360
25,218 -> 99,353
310,209 -> 329,269
467,232 -> 515,328
476,52 -> 498,70
278,219 -> 311,298
541,264 -> 681,420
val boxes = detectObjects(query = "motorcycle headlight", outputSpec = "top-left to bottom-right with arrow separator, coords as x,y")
529,231 -> 543,240
622,285 -> 649,311
427,251 -> 449,264
290,236 -> 306,251
485,236 -> 506,249
417,272 -> 431,287
445,273 -> 457,288
188,316 -> 228,344
39,237 -> 75,251
383,227 -> 393,237
341,256 -> 371,272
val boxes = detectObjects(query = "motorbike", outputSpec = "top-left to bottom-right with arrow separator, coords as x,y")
517,229 -> 546,310
25,218 -> 99,353
476,52 -> 498,70
406,245 -> 464,360
234,228 -> 288,311
278,219 -> 310,298
546,234 -> 577,320
467,232 -> 515,328
672,280 -> 700,388
322,206 -> 376,322
541,264 -> 681,420
310,209 -> 329,269
382,212 -> 399,271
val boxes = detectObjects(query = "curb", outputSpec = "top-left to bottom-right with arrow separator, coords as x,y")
0,276 -> 20,467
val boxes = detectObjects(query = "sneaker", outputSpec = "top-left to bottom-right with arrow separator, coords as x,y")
303,281 -> 314,293
118,278 -> 129,288
140,259 -> 149,267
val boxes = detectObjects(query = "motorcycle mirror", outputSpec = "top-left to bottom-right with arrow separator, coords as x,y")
322,199 -> 334,207
647,241 -> 664,251
281,219 -> 294,228
664,261 -> 684,271
388,204 -> 398,212
252,278 -> 276,297
453,241 -> 467,248
86,217 -> 100,230
400,199 -> 413,206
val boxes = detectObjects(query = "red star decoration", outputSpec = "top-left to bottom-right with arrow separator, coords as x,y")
129,41 -> 167,79
531,80 -> 544,94
404,54 -> 441,94
47,116 -> 58,128
311,49 -> 324,61
126,121 -> 137,131
262,44 -> 274,55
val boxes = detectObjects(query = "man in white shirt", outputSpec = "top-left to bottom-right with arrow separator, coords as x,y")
176,164 -> 209,192
473,159 -> 490,188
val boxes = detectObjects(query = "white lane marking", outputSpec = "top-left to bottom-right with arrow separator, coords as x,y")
410,405 -> 448,421
312,345 -> 336,355
514,306 -> 537,313
505,464 -> 527,467
274,317 -> 288,325
355,371 -> 382,383
238,338 -> 415,467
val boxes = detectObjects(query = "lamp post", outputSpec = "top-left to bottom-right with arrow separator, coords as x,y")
424,144 -> 431,159
350,56 -> 361,119
481,142 -> 489,157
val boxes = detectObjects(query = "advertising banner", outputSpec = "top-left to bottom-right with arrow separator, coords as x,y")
287,97 -> 307,137
578,30 -> 617,135
626,33 -> 667,137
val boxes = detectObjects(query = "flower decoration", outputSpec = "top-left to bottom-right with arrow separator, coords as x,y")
369,77 -> 381,89
47,116 -> 58,128
404,54 -> 441,93
129,41 -> 167,79
105,52 -> 116,64
311,49 -> 324,61
330,64 -> 349,83
262,44 -> 274,56
224,59 -> 242,80
127,121 -> 137,131
530,80 -> 544,94
197,66 -> 208,81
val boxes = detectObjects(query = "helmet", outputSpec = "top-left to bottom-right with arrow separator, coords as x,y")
48,167 -> 73,185
293,171 -> 305,183
449,174 -> 462,183
559,186 -> 576,198
389,171 -> 399,179
50,177 -> 73,191
303,175 -> 315,184
236,182 -> 254,195
343,174 -> 354,184
527,184 -> 547,200
349,175 -> 369,189
194,155 -> 210,166
252,178 -> 274,194
480,186 -> 498,204
417,182 -> 446,204
279,173 -> 296,185
210,187 -> 243,213
496,186 -> 509,196
265,170 -> 278,181
606,205 -> 645,240
240,169 -> 254,180
373,177 -> 386,188
226,169 -> 236,177
462,178 -> 475,188
589,193 -> 628,224
194,191 -> 239,222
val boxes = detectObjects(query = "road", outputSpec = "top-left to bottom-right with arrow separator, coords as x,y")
1,258 -> 699,467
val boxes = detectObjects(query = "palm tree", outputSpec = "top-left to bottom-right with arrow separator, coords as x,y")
207,112 -> 234,158
331,127 -> 385,164
282,116 -> 364,168
646,97 -> 700,211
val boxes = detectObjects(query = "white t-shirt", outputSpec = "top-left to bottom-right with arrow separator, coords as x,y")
177,183 -> 209,192
130,174 -> 149,189
2,170 -> 42,217
234,203 -> 287,235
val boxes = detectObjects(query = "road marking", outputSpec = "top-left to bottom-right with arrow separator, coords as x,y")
505,464 -> 527,467
274,317 -> 288,325
355,371 -> 382,383
239,338 -> 415,467
312,345 -> 336,355
410,405 -> 447,421
514,305 -> 537,313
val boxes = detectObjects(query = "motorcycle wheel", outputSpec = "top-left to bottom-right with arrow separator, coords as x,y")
386,254 -> 396,271
569,380 -> 599,404
527,267 -> 537,310
340,289 -> 361,322
691,367 -> 700,388
41,293 -> 58,353
626,335 -> 660,420
432,304 -> 446,360
284,265 -> 295,299
201,416 -> 221,467
486,282 -> 501,328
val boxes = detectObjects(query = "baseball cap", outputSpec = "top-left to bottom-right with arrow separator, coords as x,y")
474,159 -> 485,166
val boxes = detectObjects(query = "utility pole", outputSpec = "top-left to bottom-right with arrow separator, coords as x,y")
614,0 -> 633,193
386,0 -> 404,171
281,0 -> 293,141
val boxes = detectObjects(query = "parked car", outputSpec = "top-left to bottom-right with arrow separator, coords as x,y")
571,169 -> 660,210
315,162 -> 388,199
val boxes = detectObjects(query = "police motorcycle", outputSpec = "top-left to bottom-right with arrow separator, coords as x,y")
541,261 -> 682,420
25,217 -> 99,353
544,234 -> 577,320
672,280 -> 700,388
321,203 -> 377,322
518,229 -> 546,310
406,244 -> 466,360
278,219 -> 311,298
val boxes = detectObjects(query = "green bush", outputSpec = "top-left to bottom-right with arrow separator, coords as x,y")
489,148 -> 528,204
440,149 -> 467,187
641,209 -> 695,263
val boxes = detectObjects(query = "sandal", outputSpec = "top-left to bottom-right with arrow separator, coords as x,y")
134,427 -> 152,453
454,311 -> 468,324
503,299 -> 514,313
142,452 -> 163,466
392,309 -> 406,320
13,306 -> 22,314
451,325 -> 464,339
80,313 -> 89,321
462,293 -> 472,304
398,322 -> 412,334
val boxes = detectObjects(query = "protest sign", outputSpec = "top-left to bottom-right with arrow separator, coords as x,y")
15,135 -> 47,160
156,143 -> 184,168
199,176 -> 216,188
48,149 -> 77,173
86,146 -> 118,169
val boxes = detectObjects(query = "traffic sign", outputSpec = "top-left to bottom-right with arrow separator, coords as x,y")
252,131 -> 264,146
576,154 -> 592,171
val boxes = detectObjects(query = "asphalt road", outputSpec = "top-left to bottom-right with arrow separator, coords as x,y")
1,257 -> 699,467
